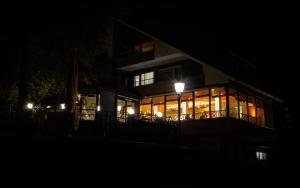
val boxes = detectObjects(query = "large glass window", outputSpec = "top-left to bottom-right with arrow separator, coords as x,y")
117,98 -> 137,122
195,89 -> 210,119
239,92 -> 248,121
181,93 -> 193,120
256,99 -> 265,127
127,101 -> 135,116
117,99 -> 126,122
166,95 -> 178,121
210,88 -> 226,118
152,96 -> 164,120
80,95 -> 96,121
229,88 -> 239,119
137,87 -> 269,127
140,98 -> 152,120
248,96 -> 257,124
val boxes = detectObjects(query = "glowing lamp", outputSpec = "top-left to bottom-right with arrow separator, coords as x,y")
60,103 -> 66,110
174,82 -> 185,94
26,103 -> 33,109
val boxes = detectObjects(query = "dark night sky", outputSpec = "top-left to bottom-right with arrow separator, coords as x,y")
0,2 -> 298,114
122,3 -> 298,113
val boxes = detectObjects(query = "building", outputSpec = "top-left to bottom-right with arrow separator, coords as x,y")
76,20 -> 285,165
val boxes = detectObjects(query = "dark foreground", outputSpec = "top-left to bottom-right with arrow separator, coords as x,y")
1,120 -> 299,186
0,138 -> 297,186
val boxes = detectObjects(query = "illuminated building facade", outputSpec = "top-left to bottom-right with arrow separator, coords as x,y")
81,21 -> 285,164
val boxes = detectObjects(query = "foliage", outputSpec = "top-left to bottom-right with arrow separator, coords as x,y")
1,5 -> 128,108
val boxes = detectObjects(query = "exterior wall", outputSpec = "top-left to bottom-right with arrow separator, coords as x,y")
127,61 -> 205,96
154,40 -> 178,58
202,63 -> 229,85
100,90 -> 116,113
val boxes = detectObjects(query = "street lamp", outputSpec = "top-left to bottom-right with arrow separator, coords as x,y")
174,82 -> 185,140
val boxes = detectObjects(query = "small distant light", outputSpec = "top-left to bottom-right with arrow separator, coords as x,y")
46,106 -> 51,109
60,103 -> 66,110
27,103 -> 33,109
128,108 -> 135,115
156,112 -> 163,117
97,105 -> 101,112
117,106 -> 122,112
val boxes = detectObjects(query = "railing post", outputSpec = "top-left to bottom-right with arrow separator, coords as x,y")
209,88 -> 211,119
226,87 -> 229,117
192,91 -> 195,120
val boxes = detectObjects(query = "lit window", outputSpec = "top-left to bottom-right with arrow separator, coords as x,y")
141,41 -> 154,53
133,72 -> 154,87
134,41 -> 154,53
256,151 -> 267,161
134,75 -> 140,87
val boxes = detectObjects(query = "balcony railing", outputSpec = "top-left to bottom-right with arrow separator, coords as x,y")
118,110 -> 229,124
211,110 -> 227,118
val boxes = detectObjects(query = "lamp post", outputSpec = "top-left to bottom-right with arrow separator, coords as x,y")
174,82 -> 185,141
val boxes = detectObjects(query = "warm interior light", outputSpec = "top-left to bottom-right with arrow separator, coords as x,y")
215,97 -> 220,111
46,106 -> 51,109
128,108 -> 135,114
97,105 -> 101,112
156,112 -> 163,117
174,82 -> 185,94
181,102 -> 186,114
27,103 -> 33,109
117,106 -> 122,112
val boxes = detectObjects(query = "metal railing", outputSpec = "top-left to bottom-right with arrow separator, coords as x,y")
211,110 -> 227,118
